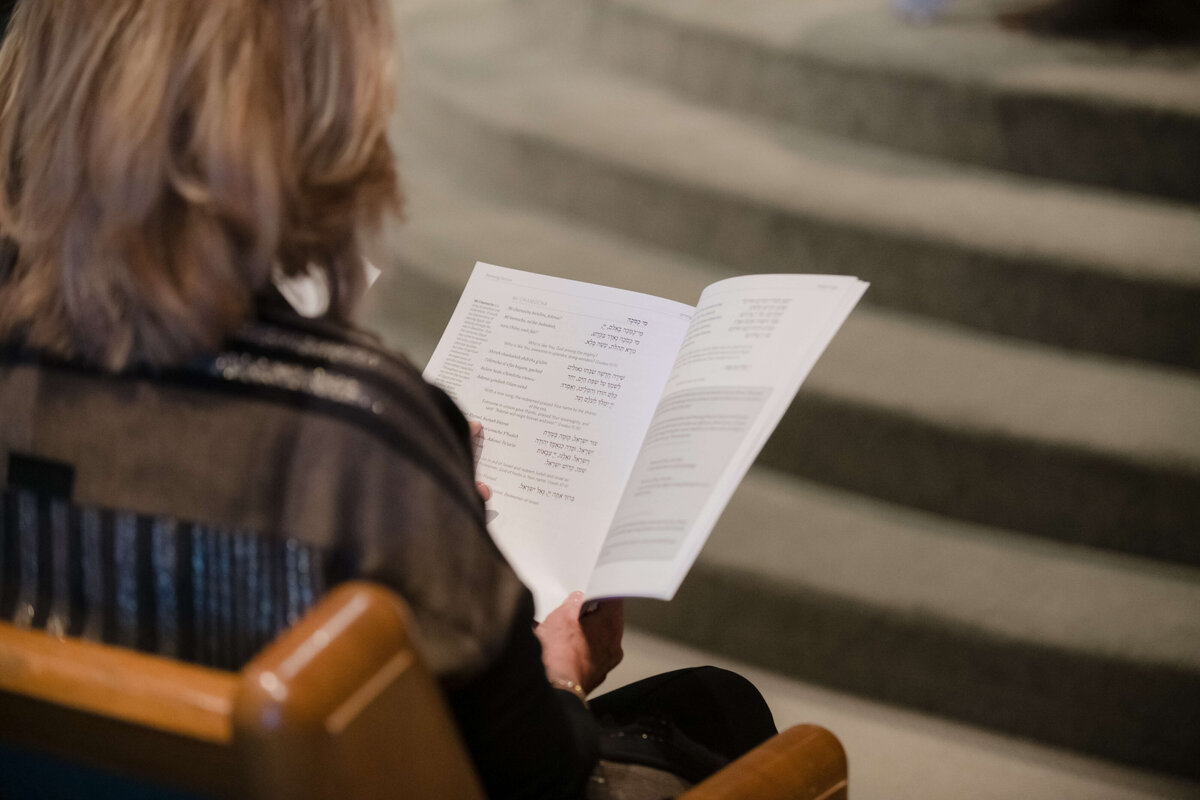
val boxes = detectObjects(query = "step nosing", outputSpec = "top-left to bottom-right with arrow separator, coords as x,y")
595,0 -> 1200,114
411,56 -> 1200,284
381,164 -> 1200,466
694,562 -> 1200,674
693,470 -> 1200,667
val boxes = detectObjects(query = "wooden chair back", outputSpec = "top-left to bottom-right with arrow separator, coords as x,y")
0,582 -> 485,799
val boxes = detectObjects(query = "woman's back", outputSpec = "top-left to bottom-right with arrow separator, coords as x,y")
0,301 -> 522,676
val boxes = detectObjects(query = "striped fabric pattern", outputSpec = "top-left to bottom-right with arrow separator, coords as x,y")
0,487 -> 326,670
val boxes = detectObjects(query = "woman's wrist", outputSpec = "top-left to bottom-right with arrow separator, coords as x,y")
549,676 -> 589,706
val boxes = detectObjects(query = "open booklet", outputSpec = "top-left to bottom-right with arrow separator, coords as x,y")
424,262 -> 867,619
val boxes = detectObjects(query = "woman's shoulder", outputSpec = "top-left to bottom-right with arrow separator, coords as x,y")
0,296 -> 480,519
225,302 -> 480,504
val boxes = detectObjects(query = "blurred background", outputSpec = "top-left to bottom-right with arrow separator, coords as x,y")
366,1 -> 1200,797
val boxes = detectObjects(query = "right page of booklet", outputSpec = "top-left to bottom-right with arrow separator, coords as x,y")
585,274 -> 868,602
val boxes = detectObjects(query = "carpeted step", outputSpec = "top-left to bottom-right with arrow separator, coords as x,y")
624,467 -> 1200,779
610,628 -> 1200,800
401,6 -> 1200,369
568,0 -> 1200,203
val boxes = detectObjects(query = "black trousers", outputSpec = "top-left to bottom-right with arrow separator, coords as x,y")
589,666 -> 778,783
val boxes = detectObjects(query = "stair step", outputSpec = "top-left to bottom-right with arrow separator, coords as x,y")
361,163 -> 1200,565
403,4 -> 1200,368
625,466 -> 1200,779
573,0 -> 1200,203
611,629 -> 1200,800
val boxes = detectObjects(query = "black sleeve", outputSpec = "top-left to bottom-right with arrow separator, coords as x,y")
444,591 -> 599,800
0,3 -> 15,40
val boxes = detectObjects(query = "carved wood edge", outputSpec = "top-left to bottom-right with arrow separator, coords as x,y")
677,724 -> 848,800
0,622 -> 236,744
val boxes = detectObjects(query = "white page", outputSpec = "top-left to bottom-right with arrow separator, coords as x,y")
586,274 -> 868,601
423,263 -> 694,616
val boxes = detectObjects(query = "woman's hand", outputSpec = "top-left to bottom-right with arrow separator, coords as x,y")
467,421 -> 624,693
535,592 -> 624,695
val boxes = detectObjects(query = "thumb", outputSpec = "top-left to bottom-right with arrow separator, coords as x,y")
563,591 -> 586,620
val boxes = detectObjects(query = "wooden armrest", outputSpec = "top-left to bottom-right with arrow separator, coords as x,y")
0,620 -> 239,795
234,581 -> 485,800
678,724 -> 847,800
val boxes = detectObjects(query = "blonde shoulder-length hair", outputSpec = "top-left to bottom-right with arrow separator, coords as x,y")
0,0 -> 401,369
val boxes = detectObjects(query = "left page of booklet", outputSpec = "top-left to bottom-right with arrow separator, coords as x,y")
423,263 -> 695,618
